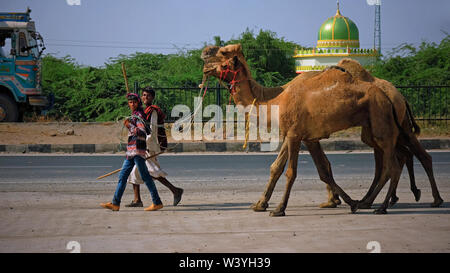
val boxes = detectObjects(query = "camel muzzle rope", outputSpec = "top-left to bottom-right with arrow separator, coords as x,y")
219,60 -> 257,150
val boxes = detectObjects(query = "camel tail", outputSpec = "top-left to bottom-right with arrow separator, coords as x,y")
377,89 -> 410,140
390,103 -> 409,139
405,100 -> 421,136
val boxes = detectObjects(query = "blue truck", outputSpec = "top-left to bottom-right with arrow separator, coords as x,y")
0,8 -> 48,122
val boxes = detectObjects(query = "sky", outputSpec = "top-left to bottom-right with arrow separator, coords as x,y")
1,0 -> 449,67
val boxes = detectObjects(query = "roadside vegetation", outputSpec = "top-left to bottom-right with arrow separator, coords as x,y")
39,30 -> 449,131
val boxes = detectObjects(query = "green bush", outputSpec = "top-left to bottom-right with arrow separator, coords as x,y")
41,31 -> 449,122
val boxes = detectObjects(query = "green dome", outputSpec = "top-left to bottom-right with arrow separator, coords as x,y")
317,8 -> 359,48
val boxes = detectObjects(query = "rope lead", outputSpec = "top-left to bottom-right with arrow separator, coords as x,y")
243,98 -> 257,150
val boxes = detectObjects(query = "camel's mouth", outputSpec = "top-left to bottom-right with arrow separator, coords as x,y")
202,64 -> 218,75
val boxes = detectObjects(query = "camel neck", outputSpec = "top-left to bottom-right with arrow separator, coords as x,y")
232,78 -> 284,107
232,79 -> 255,106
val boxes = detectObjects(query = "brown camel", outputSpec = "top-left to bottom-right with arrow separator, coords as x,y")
327,58 -> 443,209
240,64 -> 422,209
201,44 -> 408,216
203,46 -> 443,213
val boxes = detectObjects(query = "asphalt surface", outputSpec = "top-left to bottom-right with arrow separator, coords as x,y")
0,152 -> 449,190
0,152 -> 449,253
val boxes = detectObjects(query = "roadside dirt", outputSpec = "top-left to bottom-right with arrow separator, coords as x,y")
1,122 -> 447,145
0,122 -> 125,145
0,122 -> 360,145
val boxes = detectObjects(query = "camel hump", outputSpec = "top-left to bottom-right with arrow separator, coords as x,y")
324,65 -> 347,73
313,65 -> 353,84
337,58 -> 375,82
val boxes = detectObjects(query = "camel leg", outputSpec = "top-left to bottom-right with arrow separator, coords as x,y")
358,126 -> 381,209
389,143 -> 421,207
251,139 -> 288,212
270,137 -> 301,217
304,141 -> 341,208
388,147 -> 408,207
374,155 -> 403,214
359,149 -> 383,208
405,150 -> 421,202
360,145 -> 412,209
407,135 -> 443,207
321,184 -> 341,208
304,141 -> 359,213
362,139 -> 403,214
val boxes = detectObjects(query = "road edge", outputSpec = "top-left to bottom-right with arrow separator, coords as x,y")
0,138 -> 449,154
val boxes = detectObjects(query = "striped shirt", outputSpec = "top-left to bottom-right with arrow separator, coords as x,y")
126,110 -> 148,159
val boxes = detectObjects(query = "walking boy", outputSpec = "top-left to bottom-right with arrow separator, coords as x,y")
100,93 -> 163,211
126,87 -> 183,207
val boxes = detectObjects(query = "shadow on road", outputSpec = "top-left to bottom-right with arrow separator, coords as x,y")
356,202 -> 450,215
120,201 -> 450,214
244,202 -> 450,217
164,202 -> 254,211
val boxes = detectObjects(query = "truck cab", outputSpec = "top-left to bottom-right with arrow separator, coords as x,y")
0,8 -> 48,122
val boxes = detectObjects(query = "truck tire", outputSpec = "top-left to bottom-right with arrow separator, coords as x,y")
0,93 -> 19,122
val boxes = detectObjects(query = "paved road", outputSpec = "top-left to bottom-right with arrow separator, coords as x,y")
0,152 -> 449,189
0,152 -> 449,253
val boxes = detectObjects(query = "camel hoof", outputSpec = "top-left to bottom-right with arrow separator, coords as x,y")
389,196 -> 399,207
269,210 -> 286,217
319,202 -> 337,208
358,202 -> 372,209
413,189 -> 421,202
250,201 -> 268,212
373,208 -> 387,214
333,198 -> 342,205
350,201 -> 359,214
431,198 -> 443,208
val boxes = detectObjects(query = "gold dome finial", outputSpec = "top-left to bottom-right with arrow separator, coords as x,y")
336,0 -> 342,16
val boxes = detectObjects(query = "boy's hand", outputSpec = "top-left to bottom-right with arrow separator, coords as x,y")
123,119 -> 130,127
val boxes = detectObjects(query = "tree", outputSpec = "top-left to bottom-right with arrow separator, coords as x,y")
40,32 -> 448,122
370,35 -> 450,85
227,28 -> 300,86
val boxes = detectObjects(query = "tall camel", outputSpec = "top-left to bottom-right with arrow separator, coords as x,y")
325,58 -> 443,209
201,44 -> 407,216
202,45 -> 443,213
280,68 -> 424,209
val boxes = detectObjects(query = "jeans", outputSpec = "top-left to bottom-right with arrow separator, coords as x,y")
112,156 -> 162,206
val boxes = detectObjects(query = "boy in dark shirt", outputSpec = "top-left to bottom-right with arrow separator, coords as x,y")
101,93 -> 163,211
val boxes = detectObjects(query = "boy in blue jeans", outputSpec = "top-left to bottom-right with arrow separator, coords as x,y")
100,93 -> 163,211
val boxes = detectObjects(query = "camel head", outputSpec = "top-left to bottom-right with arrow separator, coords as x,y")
201,45 -> 221,75
201,44 -> 250,85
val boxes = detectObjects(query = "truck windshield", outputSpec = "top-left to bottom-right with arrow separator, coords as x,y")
0,36 -> 13,59
28,35 -> 39,58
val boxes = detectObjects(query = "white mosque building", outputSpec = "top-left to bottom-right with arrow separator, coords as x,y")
294,3 -> 378,73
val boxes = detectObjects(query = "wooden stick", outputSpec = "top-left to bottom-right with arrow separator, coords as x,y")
97,168 -> 121,180
122,62 -> 130,93
96,151 -> 165,180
